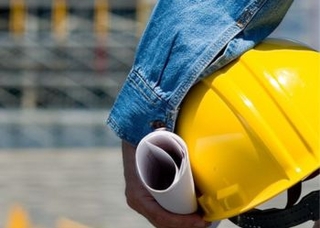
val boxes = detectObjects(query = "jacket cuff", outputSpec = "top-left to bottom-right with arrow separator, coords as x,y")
106,70 -> 176,145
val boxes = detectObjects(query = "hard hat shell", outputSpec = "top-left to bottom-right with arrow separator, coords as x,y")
175,38 -> 320,221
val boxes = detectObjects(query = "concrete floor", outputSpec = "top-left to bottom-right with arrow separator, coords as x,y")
0,148 -> 318,228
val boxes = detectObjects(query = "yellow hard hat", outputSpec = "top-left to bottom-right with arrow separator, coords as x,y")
175,38 -> 320,222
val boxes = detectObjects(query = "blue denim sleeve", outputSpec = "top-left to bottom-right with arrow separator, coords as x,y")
107,0 -> 293,145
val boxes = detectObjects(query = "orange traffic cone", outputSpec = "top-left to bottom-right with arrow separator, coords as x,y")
5,204 -> 31,228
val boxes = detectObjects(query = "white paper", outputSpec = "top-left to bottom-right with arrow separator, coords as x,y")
136,130 -> 198,214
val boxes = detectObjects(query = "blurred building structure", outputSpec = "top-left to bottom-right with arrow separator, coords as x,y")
0,0 -> 149,109
0,0 -> 156,148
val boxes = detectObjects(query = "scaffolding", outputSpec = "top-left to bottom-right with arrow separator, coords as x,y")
0,0 -> 156,109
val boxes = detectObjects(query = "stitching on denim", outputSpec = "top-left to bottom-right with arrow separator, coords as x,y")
236,0 -> 267,28
128,69 -> 163,105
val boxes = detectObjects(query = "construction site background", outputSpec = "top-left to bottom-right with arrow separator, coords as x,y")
0,1 -> 319,228
0,0 -> 319,148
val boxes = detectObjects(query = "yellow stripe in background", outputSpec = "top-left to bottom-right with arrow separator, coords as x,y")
52,0 -> 68,41
94,0 -> 109,38
9,0 -> 26,37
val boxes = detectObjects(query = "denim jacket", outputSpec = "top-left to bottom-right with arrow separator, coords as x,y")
107,0 -> 293,146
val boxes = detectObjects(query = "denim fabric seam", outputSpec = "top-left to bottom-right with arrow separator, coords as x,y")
169,26 -> 241,107
236,0 -> 268,28
106,116 -> 125,141
129,69 -> 172,111
170,0 -> 268,108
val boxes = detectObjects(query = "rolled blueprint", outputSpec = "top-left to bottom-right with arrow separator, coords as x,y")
135,130 -> 197,214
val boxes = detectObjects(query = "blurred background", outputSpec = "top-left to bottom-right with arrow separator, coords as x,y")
0,0 -> 318,227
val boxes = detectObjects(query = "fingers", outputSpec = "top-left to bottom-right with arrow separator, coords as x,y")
122,140 -> 213,228
140,197 -> 211,228
126,185 -> 211,228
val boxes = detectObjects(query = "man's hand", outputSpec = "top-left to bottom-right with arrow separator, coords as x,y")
121,140 -> 213,228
